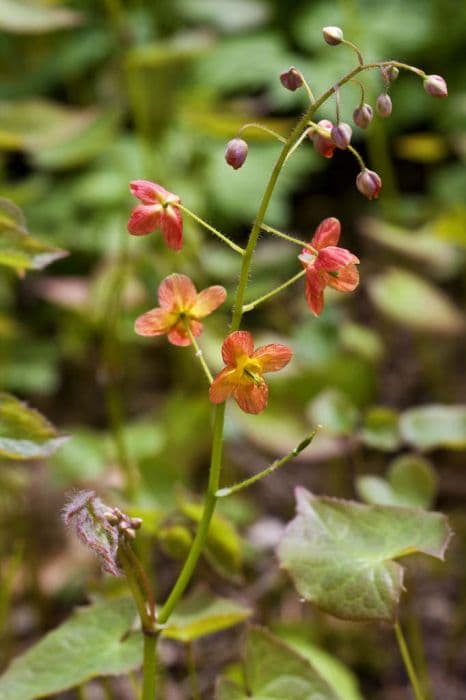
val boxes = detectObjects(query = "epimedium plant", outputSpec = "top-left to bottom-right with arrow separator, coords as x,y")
0,24 -> 453,700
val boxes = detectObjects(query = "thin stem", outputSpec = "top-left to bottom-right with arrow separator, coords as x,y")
394,620 -> 426,700
261,223 -> 314,250
119,544 -> 154,630
184,323 -> 213,384
242,269 -> 306,313
123,541 -> 156,622
347,144 -> 366,170
177,204 -> 245,255
302,78 -> 316,104
342,39 -> 364,66
350,78 -> 366,106
284,127 -> 311,163
217,430 -> 318,497
334,85 -> 341,124
186,642 -> 201,700
238,122 -> 286,143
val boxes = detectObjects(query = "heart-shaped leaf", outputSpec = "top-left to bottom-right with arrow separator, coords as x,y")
162,591 -> 250,643
0,393 -> 68,460
357,455 -> 438,509
215,626 -> 339,699
0,598 -> 142,700
277,488 -> 452,622
400,404 -> 466,450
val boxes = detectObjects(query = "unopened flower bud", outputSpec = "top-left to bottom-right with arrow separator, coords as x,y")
331,122 -> 352,149
353,103 -> 373,129
423,74 -> 448,98
130,517 -> 143,529
104,511 -> 119,525
124,528 -> 136,539
376,94 -> 392,118
356,169 -> 382,200
310,119 -> 336,158
322,26 -> 344,45
224,138 -> 248,169
380,65 -> 399,84
280,66 -> 303,91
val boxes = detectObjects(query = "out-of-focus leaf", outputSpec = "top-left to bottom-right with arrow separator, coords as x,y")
162,591 -> 250,642
180,500 -> 242,578
33,110 -> 121,170
177,0 -> 269,32
434,206 -> 466,248
308,389 -> 359,437
367,268 -> 465,334
360,218 -> 459,278
395,133 -> 449,163
283,638 -> 364,700
340,322 -> 384,363
49,428 -> 108,483
0,225 -> 68,273
278,487 -> 452,622
0,0 -> 83,34
216,626 -> 339,699
0,598 -> 142,700
357,454 -> 437,509
0,393 -> 68,460
360,407 -> 401,451
400,405 -> 466,450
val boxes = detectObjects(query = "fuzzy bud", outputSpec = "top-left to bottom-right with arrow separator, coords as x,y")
310,119 -> 336,158
376,94 -> 393,118
224,138 -> 248,169
423,74 -> 448,98
331,122 -> 352,149
63,491 -> 120,576
356,169 -> 382,200
353,103 -> 373,129
322,26 -> 344,45
280,66 -> 303,91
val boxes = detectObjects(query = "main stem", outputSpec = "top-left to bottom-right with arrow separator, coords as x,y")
394,621 -> 425,700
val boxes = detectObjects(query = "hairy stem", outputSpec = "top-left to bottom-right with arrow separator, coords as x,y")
242,270 -> 306,313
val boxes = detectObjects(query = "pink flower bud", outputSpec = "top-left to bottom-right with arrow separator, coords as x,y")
280,66 -> 303,91
356,169 -> 382,200
225,138 -> 248,169
423,74 -> 448,98
376,94 -> 392,118
310,119 -> 336,158
353,103 -> 373,129
380,65 -> 399,84
331,122 -> 352,149
322,26 -> 344,45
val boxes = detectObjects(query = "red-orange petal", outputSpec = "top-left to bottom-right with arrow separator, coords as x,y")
127,204 -> 162,236
221,331 -> 254,366
316,246 -> 359,272
191,285 -> 227,319
233,382 -> 269,414
305,269 -> 325,316
158,274 -> 197,311
134,308 -> 174,336
161,206 -> 183,251
130,180 -> 169,205
326,263 -> 360,292
253,344 -> 293,373
311,217 -> 341,250
209,367 -> 237,403
167,319 -> 203,346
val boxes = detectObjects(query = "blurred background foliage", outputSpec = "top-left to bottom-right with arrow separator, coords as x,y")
0,0 -> 465,698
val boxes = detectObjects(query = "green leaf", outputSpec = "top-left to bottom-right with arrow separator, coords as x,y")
367,268 -> 465,335
0,0 -> 83,34
162,591 -> 250,643
216,626 -> 339,699
308,388 -> 359,437
360,407 -> 401,451
340,322 -> 384,363
0,225 -> 67,273
180,500 -> 242,578
0,393 -> 68,460
0,598 -> 142,700
277,488 -> 452,622
177,0 -> 269,32
357,455 -> 438,509
400,404 -> 466,450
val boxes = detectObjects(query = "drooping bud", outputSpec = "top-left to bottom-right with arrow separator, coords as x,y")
63,491 -> 120,576
310,119 -> 336,158
423,74 -> 448,98
353,103 -> 373,129
387,66 -> 399,82
322,26 -> 344,45
356,169 -> 382,200
376,94 -> 393,118
280,66 -> 303,91
331,122 -> 352,149
224,138 -> 248,169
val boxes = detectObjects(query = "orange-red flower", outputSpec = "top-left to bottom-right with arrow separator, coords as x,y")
299,217 -> 359,316
135,274 -> 226,346
128,180 -> 183,251
209,331 -> 292,414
